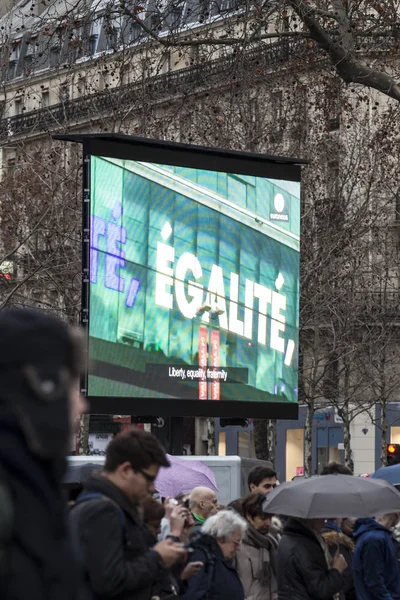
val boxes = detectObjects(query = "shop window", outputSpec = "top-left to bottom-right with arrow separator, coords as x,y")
238,431 -> 250,457
391,427 -> 400,444
286,428 -> 304,481
218,431 -> 226,456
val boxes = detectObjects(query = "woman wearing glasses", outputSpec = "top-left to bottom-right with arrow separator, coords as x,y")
234,493 -> 278,600
180,510 -> 247,600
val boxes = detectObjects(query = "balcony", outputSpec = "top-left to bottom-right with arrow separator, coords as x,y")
0,37 -> 307,142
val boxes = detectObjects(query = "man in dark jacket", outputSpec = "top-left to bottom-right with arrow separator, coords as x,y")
0,308 -> 88,600
277,517 -> 346,599
70,427 -> 186,600
353,514 -> 400,600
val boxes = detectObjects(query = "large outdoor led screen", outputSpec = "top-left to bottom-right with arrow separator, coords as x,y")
84,136 -> 301,418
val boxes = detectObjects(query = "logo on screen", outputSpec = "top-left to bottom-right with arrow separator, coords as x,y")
270,192 -> 289,222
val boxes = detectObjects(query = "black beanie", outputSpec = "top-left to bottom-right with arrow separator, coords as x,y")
0,307 -> 85,459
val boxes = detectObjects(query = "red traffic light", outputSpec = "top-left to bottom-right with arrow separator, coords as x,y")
388,444 -> 397,454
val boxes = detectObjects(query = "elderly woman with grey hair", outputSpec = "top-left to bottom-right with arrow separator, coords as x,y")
180,509 -> 247,600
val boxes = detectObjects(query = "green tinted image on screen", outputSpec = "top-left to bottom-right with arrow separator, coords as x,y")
88,156 -> 300,404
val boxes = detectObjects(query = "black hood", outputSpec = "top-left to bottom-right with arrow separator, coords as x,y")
0,307 -> 84,460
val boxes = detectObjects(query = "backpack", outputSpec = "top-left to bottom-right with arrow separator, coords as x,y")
189,536 -> 216,600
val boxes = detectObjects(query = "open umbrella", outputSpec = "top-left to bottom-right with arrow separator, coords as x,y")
155,455 -> 218,498
371,464 -> 400,487
262,474 -> 400,518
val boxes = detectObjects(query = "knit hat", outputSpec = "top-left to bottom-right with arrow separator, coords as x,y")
0,307 -> 85,459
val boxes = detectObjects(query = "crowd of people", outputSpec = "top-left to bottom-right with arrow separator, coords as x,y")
2,307 -> 400,600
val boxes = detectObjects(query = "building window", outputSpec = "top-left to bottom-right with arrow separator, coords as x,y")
8,41 -> 21,80
89,17 -> 102,55
77,77 -> 86,96
129,21 -> 141,42
49,45 -> 60,68
41,90 -> 49,107
24,38 -> 36,73
7,157 -> 16,173
59,85 -> 69,103
105,16 -> 122,50
14,97 -> 23,115
219,0 -> 237,11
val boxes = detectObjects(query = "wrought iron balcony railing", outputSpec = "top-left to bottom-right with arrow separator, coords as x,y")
0,37 -> 306,142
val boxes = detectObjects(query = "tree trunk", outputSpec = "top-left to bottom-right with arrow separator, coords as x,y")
77,414 -> 90,455
380,401 -> 388,466
207,417 -> 216,455
343,410 -> 354,472
267,419 -> 277,467
304,403 -> 313,476
253,419 -> 269,460
379,351 -> 388,467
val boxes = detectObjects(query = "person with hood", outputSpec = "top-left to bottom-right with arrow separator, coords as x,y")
0,307 -> 88,600
277,517 -> 347,599
353,513 -> 400,600
235,492 -> 278,600
322,519 -> 356,600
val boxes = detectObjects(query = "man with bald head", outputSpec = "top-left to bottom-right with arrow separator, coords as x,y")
189,486 -> 219,535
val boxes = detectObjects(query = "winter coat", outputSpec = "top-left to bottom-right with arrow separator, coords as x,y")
277,518 -> 344,600
0,414 -> 79,600
353,518 -> 400,600
180,534 -> 244,600
322,526 -> 356,600
391,522 -> 400,562
235,525 -> 278,600
69,475 -> 166,600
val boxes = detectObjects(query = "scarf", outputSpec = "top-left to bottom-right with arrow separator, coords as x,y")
298,519 -> 340,600
244,524 -> 278,585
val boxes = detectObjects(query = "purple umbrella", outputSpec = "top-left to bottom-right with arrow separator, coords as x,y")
155,455 -> 218,498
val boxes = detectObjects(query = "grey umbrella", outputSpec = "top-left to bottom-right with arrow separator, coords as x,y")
262,474 -> 400,518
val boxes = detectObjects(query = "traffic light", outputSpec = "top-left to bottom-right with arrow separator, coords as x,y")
387,444 -> 400,465
220,418 -> 249,428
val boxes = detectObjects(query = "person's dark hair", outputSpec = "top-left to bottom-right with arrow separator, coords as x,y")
104,427 -> 169,472
227,498 -> 243,516
248,466 -> 277,489
142,497 -> 166,523
320,462 -> 353,476
242,492 -> 272,520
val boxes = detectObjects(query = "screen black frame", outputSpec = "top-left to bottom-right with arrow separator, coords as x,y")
58,134 -> 302,419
